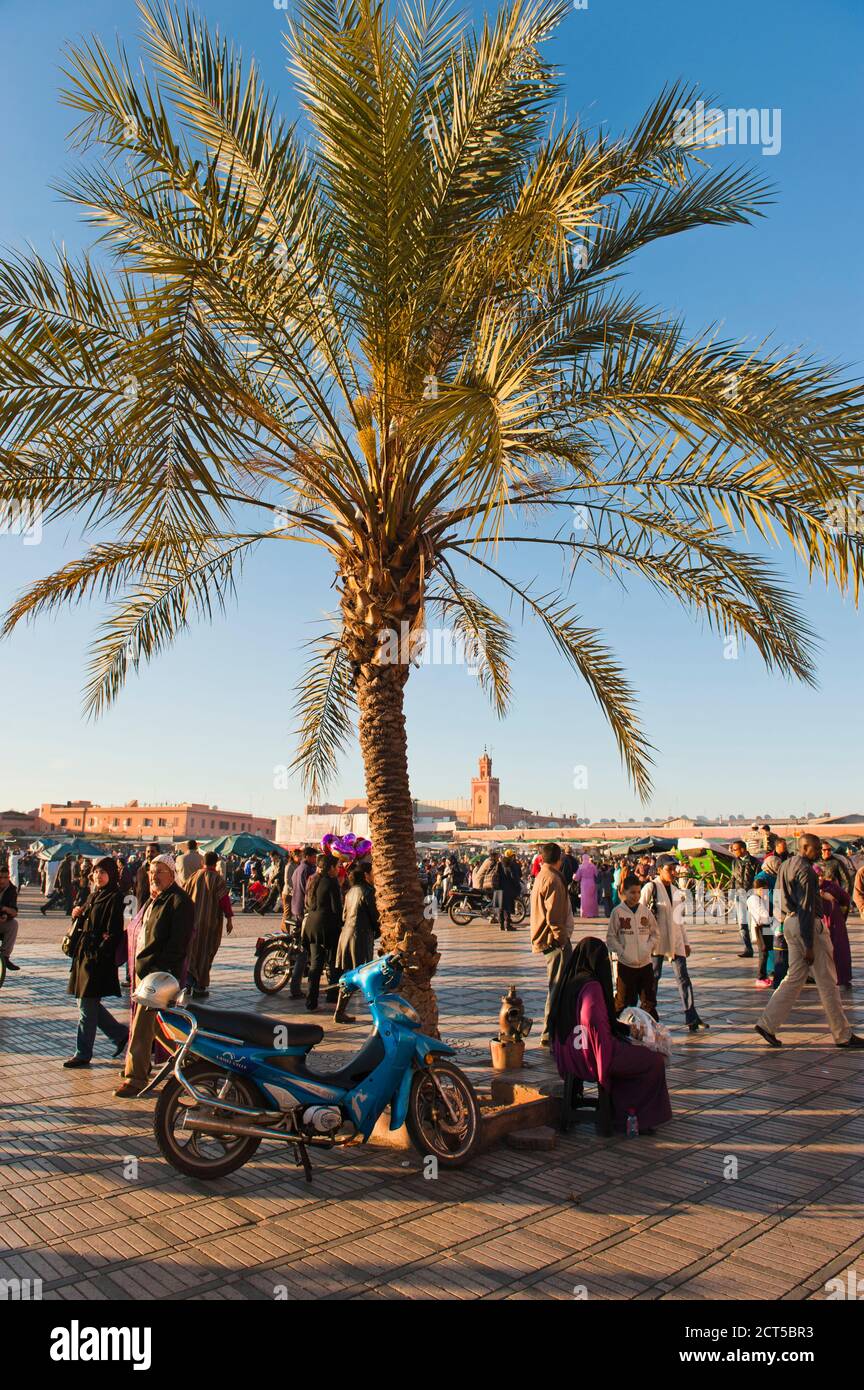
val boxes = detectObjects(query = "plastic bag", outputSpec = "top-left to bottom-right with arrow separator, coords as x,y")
618,1005 -> 672,1060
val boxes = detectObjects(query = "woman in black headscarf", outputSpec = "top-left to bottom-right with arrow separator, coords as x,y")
549,935 -> 671,1134
64,857 -> 129,1068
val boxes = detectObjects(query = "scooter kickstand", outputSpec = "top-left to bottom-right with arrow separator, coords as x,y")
289,1113 -> 313,1182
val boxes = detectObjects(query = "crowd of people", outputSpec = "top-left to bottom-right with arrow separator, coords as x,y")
0,822 -> 860,1134
0,837 -> 380,1096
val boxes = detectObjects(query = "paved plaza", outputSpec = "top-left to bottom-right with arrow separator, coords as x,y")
1,889 -> 863,1301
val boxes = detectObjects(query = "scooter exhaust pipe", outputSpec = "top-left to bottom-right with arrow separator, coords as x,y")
183,1114 -> 352,1147
183,1115 -> 302,1145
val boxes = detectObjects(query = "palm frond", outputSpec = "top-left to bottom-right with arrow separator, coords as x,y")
290,624 -> 357,799
428,562 -> 514,715
451,544 -> 654,797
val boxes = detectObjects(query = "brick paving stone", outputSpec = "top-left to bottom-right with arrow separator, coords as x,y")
2,892 -> 862,1300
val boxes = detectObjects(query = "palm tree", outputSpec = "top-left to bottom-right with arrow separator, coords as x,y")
1,0 -> 862,1030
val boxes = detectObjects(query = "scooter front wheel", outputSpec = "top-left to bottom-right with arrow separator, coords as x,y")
153,1061 -> 265,1179
254,940 -> 294,994
448,896 -> 473,926
406,1061 -> 481,1168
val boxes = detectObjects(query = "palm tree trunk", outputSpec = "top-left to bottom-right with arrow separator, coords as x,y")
355,660 -> 440,1034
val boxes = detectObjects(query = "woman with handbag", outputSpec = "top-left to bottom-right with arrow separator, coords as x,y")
332,862 -> 379,1022
63,857 -> 129,1069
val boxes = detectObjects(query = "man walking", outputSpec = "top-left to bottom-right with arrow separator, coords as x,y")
175,838 -> 204,889
818,840 -> 854,899
729,839 -> 759,957
115,854 -> 195,1097
642,855 -> 709,1033
134,842 -> 160,910
755,834 -> 863,1049
288,846 -> 318,1000
530,843 -> 574,1047
41,853 -> 76,916
186,851 -> 233,998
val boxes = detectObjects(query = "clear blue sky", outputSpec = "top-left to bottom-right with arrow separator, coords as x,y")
0,0 -> 862,823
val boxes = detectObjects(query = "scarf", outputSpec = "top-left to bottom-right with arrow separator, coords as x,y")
547,935 -> 630,1046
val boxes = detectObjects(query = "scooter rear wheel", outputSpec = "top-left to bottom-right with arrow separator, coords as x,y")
406,1061 -> 481,1168
154,1061 -> 266,1179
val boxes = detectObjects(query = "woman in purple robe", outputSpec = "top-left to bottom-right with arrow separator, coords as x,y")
816,870 -> 852,987
550,936 -> 672,1134
575,854 -> 598,917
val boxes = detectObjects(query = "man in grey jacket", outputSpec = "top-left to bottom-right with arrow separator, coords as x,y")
288,846 -> 318,999
755,834 -> 863,1049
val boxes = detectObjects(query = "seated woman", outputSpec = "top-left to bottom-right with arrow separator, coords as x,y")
549,936 -> 672,1135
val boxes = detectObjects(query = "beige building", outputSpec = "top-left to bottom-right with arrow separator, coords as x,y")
38,800 -> 275,841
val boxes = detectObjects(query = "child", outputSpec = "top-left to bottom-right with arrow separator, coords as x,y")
746,870 -> 775,987
607,875 -> 660,1019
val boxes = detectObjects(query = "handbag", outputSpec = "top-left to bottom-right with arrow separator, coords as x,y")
61,920 -> 84,958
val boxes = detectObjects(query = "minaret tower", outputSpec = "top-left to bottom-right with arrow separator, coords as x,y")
470,749 -> 500,828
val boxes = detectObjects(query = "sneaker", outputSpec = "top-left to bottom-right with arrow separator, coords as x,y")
737,950 -> 754,958
836,1034 -> 864,1049
755,1024 -> 782,1048
4,960 -> 20,972
688,1020 -> 710,1032
63,1056 -> 91,1068
113,1080 -> 146,1098
755,978 -> 773,988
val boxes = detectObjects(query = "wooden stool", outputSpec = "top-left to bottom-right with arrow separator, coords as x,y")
559,1074 -> 613,1137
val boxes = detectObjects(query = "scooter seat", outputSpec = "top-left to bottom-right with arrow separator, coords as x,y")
184,1002 -> 324,1050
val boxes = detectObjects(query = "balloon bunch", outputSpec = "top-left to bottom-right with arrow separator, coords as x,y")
321,832 -> 372,864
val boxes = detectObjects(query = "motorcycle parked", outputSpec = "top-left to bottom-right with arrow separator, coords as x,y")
137,953 -> 481,1181
445,886 -> 526,926
253,924 -> 298,995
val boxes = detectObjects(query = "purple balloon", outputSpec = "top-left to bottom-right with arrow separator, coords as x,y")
321,832 -> 372,861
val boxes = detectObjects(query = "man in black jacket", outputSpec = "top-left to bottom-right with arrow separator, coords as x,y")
134,842 -> 160,910
729,840 -> 759,957
115,855 -> 195,1097
755,834 -> 863,1049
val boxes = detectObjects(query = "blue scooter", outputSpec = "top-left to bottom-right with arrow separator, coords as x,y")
138,954 -> 481,1181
